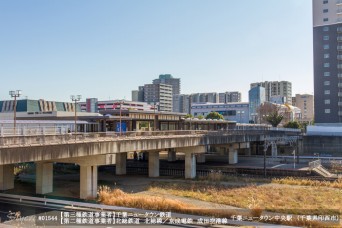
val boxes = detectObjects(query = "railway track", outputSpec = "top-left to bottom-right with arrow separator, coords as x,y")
124,165 -> 339,181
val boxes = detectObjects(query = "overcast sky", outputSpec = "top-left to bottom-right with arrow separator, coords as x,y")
0,0 -> 312,102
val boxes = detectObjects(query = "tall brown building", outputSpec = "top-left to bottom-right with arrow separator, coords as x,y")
293,94 -> 314,122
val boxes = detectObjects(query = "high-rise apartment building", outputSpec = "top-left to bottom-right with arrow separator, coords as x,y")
153,74 -> 180,95
218,91 -> 242,103
132,74 -> 180,111
313,0 -> 342,125
250,81 -> 292,105
143,84 -> 173,112
132,86 -> 145,102
173,94 -> 190,113
190,93 -> 219,103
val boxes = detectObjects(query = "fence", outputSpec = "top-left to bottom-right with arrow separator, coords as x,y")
0,126 -> 69,137
126,166 -> 312,179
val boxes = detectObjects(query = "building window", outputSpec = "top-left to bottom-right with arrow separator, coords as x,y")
324,63 -> 330,67
324,54 -> 330,58
325,99 -> 330,104
323,26 -> 329,31
324,81 -> 330,85
325,109 -> 331,113
323,9 -> 329,13
324,44 -> 329,49
324,90 -> 330,94
324,18 -> 329,22
323,0 -> 328,3
323,35 -> 329,40
324,72 -> 330,76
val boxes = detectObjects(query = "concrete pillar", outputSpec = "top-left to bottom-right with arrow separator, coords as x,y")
245,147 -> 252,156
185,153 -> 196,179
167,149 -> 177,162
228,146 -> 238,164
148,151 -> 159,177
271,143 -> 278,157
80,165 -> 98,199
36,163 -> 53,194
0,164 -> 14,190
197,154 -> 206,163
252,143 -> 257,155
116,152 -> 127,175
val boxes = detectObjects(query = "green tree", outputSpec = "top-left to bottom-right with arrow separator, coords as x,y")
257,102 -> 284,127
265,112 -> 283,127
197,115 -> 204,120
205,112 -> 224,120
185,114 -> 193,118
283,121 -> 301,129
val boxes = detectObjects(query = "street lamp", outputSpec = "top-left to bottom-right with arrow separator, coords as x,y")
154,102 -> 159,131
119,100 -> 124,136
70,95 -> 82,139
9,90 -> 22,134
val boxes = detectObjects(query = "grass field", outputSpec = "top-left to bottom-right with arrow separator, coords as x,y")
98,177 -> 342,227
148,181 -> 342,215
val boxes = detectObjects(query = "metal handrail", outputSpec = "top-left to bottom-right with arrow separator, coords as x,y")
309,159 -> 321,169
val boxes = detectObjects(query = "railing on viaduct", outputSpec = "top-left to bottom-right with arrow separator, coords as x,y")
0,126 -> 301,148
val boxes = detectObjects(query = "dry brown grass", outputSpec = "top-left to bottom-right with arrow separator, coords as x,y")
198,172 -> 270,184
98,186 -> 192,211
98,186 -> 247,217
149,182 -> 342,215
98,185 -> 340,227
272,177 -> 342,189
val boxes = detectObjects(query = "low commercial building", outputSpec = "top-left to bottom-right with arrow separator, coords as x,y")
191,102 -> 249,123
79,99 -> 155,112
0,99 -> 98,120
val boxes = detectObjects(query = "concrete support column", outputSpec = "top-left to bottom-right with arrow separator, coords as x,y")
252,143 -> 257,155
0,164 -> 14,190
245,147 -> 252,156
167,149 -> 177,162
80,165 -> 98,199
197,154 -> 206,163
148,151 -> 159,177
229,146 -> 238,164
271,143 -> 278,157
185,153 -> 196,179
36,163 -> 53,194
116,152 -> 127,175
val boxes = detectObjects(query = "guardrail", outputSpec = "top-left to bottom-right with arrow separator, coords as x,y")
0,125 -> 302,137
0,126 -> 69,137
0,193 -> 276,227
0,193 -> 162,215
0,130 -> 207,147
0,127 -> 302,148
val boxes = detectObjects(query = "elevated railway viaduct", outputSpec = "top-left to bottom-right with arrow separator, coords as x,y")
0,129 -> 301,199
